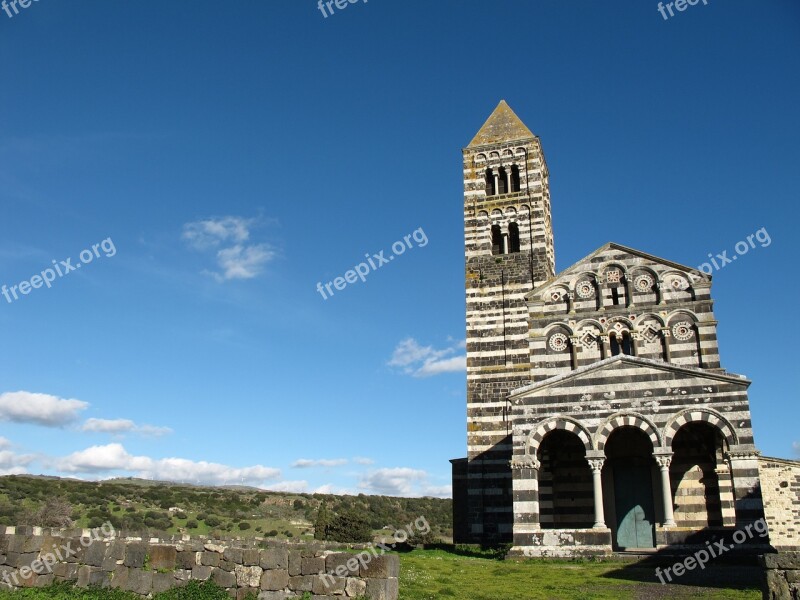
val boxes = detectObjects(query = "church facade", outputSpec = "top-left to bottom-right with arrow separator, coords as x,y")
451,101 -> 767,555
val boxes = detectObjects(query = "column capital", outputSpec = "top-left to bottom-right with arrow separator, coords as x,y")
653,451 -> 674,469
587,458 -> 605,473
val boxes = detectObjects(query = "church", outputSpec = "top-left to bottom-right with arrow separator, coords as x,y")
450,101 -> 769,556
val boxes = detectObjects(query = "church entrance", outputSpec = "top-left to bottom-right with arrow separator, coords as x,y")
606,427 -> 657,550
613,464 -> 656,548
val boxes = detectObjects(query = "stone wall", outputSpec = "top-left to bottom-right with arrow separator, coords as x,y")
760,456 -> 800,550
0,526 -> 398,599
761,552 -> 800,599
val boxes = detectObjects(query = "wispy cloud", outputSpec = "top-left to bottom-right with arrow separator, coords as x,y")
81,418 -> 172,437
353,457 -> 375,465
55,443 -> 281,486
0,391 -> 88,427
182,216 -> 276,282
0,437 -> 35,476
388,338 -> 466,377
292,458 -> 349,469
793,441 -> 799,456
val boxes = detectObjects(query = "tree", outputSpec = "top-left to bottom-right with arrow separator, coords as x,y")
323,510 -> 373,543
313,501 -> 333,541
21,498 -> 74,528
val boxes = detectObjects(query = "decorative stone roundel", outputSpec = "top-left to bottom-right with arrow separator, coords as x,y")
634,274 -> 655,293
672,321 -> 695,341
576,281 -> 594,299
548,333 -> 570,352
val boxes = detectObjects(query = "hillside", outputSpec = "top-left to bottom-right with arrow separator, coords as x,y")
0,475 -> 452,541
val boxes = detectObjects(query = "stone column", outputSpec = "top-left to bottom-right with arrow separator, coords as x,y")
586,453 -> 606,529
654,452 -> 676,526
511,455 -> 541,529
661,328 -> 672,362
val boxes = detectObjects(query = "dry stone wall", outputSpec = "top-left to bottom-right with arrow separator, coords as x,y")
0,526 -> 398,599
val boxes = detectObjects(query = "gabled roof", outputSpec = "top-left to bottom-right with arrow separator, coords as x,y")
467,100 -> 535,148
509,355 -> 749,399
529,241 -> 710,298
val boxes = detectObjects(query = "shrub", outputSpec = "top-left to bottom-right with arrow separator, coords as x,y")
204,516 -> 221,527
186,520 -> 198,529
321,511 -> 372,543
238,522 -> 251,530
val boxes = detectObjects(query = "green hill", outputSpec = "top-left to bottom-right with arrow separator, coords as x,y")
0,475 -> 452,541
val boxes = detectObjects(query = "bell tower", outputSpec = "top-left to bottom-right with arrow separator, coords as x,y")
453,100 -> 555,543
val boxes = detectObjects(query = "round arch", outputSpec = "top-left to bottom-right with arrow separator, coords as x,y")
526,416 -> 593,456
594,412 -> 663,451
664,408 -> 738,449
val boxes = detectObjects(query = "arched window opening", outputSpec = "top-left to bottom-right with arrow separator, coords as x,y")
510,165 -> 521,192
508,222 -> 521,253
610,333 -> 621,356
497,167 -> 508,195
485,168 -> 495,196
621,331 -> 634,356
491,224 -> 503,255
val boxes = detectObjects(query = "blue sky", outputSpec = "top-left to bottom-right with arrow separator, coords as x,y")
0,0 -> 798,497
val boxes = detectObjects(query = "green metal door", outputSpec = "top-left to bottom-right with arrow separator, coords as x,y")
613,464 -> 656,549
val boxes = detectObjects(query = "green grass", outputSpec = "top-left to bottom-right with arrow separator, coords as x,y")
397,549 -> 762,600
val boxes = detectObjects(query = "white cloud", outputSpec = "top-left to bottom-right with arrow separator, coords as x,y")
420,484 -> 452,498
56,443 -> 281,486
388,338 -> 466,378
182,216 -> 251,249
81,418 -> 172,437
793,441 -> 799,456
0,391 -> 88,427
0,441 -> 34,476
264,480 -> 309,493
182,216 -> 276,282
292,458 -> 348,469
214,244 -> 275,281
353,457 -> 375,465
359,467 -> 429,496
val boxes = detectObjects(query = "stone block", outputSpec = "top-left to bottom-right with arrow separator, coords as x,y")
235,564 -> 263,588
327,552 -> 360,577
260,568 -> 289,590
242,548 -> 260,566
110,566 -> 130,589
346,577 -> 367,597
201,551 -> 221,567
365,577 -> 399,600
288,574 -> 313,591
123,569 -> 153,595
150,545 -> 178,570
301,556 -> 325,575
288,550 -> 302,576
152,572 -> 175,593
212,567 -> 237,588
123,543 -> 148,568
223,547 -> 243,564
260,548 -> 288,570
361,555 -> 399,579
192,565 -> 213,581
176,551 -> 196,569
313,574 -> 345,595
83,541 -> 108,567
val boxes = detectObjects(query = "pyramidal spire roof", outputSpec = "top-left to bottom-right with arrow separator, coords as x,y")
468,100 -> 535,147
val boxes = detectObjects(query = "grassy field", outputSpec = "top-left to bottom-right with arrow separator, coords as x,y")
397,549 -> 762,600
0,549 -> 763,600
